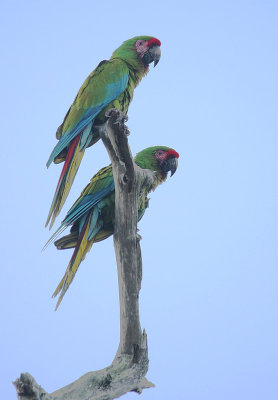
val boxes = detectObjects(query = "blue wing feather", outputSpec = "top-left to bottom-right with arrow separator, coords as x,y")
43,180 -> 114,250
46,72 -> 129,167
63,182 -> 115,226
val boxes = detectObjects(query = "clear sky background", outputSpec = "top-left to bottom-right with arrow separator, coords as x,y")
1,1 -> 278,399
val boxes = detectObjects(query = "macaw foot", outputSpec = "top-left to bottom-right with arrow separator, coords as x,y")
105,108 -> 128,123
105,108 -> 130,136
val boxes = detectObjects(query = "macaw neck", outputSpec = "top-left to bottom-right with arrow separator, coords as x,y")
111,55 -> 149,81
127,61 -> 149,87
135,164 -> 167,195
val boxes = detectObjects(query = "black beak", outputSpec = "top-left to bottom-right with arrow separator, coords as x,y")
142,45 -> 161,67
161,156 -> 178,177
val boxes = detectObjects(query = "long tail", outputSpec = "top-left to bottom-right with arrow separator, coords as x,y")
52,214 -> 94,310
45,134 -> 84,229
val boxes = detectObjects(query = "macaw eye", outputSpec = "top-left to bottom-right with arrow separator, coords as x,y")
155,150 -> 166,159
139,41 -> 143,46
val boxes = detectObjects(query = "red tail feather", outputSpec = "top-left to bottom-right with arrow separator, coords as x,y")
68,214 -> 90,267
56,134 -> 81,190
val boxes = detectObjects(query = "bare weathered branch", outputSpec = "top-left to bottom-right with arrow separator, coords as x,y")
13,348 -> 154,400
14,109 -> 154,400
100,109 -> 143,358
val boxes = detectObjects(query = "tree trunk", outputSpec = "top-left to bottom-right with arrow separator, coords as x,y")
13,109 -> 154,400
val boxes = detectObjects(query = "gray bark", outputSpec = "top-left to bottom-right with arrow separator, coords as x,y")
13,109 -> 154,400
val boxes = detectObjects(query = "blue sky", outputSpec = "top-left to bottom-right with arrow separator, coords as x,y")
1,0 -> 278,399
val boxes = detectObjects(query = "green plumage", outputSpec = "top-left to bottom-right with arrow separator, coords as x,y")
47,146 -> 178,309
56,36 -> 153,142
46,36 -> 161,228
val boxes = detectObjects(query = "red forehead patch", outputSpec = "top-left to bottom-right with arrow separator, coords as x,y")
168,149 -> 179,158
148,38 -> 161,47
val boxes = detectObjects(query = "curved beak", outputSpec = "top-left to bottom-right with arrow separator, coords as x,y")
142,45 -> 161,67
161,156 -> 178,177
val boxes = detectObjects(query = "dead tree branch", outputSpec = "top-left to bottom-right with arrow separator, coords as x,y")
14,109 -> 154,400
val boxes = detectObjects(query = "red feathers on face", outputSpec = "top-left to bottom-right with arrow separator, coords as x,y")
148,38 -> 161,47
154,148 -> 179,163
167,149 -> 179,159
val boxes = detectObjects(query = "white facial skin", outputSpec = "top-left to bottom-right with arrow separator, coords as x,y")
135,39 -> 150,58
155,149 -> 169,163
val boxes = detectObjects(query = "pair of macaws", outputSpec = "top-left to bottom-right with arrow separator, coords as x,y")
46,36 -> 179,309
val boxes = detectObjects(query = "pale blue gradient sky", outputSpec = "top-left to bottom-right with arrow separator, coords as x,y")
1,1 -> 278,399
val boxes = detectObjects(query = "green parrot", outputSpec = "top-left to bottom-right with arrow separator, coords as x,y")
46,36 -> 161,229
45,146 -> 179,310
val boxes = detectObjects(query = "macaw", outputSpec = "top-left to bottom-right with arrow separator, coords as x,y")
45,146 -> 179,310
46,36 -> 161,229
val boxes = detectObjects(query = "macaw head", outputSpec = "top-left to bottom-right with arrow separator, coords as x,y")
135,146 -> 179,178
112,36 -> 161,68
